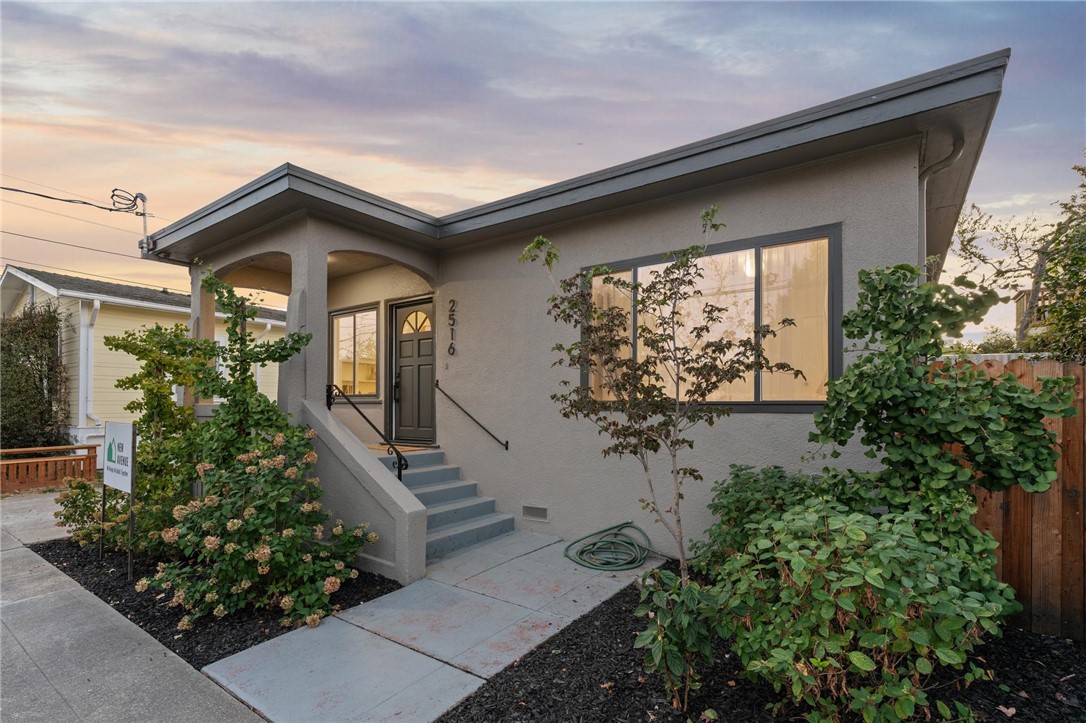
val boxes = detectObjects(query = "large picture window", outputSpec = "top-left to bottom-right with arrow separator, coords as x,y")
332,308 -> 378,396
588,225 -> 841,408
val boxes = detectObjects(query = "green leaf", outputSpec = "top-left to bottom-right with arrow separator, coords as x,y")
848,651 -> 877,672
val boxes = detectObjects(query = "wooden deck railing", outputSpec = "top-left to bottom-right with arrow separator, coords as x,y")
0,444 -> 98,493
968,359 -> 1085,641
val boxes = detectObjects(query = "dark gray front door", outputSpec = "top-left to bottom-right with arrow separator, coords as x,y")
393,300 -> 435,442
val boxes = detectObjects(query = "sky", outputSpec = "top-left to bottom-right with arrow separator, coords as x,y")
2,1 -> 1084,333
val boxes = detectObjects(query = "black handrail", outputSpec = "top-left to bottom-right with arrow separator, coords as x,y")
434,379 -> 509,450
326,384 -> 410,480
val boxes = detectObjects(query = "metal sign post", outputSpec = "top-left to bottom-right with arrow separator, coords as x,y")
103,422 -> 137,581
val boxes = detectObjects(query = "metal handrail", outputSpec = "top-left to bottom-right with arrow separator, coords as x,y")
326,384 -> 410,480
434,379 -> 509,450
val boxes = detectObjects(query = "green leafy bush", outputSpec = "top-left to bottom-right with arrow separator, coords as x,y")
710,490 -> 1012,721
812,264 -> 1074,494
136,272 -> 376,628
634,568 -> 725,712
55,324 -> 215,556
143,428 -> 376,628
1,301 -> 72,450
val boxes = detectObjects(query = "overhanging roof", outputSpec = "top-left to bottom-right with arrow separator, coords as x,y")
0,266 -> 286,323
146,49 -> 1009,265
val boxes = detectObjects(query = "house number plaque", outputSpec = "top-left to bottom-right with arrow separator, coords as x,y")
447,299 -> 457,356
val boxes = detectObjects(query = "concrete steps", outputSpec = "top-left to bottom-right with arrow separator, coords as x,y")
379,449 -> 514,562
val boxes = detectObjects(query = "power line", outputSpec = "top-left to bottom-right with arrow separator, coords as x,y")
0,185 -> 142,214
2,199 -> 142,235
1,230 -> 140,260
0,175 -> 175,222
1,174 -> 99,202
0,256 -> 188,293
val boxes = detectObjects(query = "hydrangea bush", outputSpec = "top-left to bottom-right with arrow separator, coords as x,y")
142,427 -> 377,628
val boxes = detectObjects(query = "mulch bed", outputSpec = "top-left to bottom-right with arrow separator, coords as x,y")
439,581 -> 1086,723
30,539 -> 1086,721
29,538 -> 401,671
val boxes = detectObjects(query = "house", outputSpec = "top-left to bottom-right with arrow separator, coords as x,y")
0,266 -> 286,461
142,50 -> 1009,584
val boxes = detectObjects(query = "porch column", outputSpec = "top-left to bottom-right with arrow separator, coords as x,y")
280,244 -> 328,418
186,266 -> 217,418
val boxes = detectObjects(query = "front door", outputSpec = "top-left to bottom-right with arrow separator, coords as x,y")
393,300 -> 435,442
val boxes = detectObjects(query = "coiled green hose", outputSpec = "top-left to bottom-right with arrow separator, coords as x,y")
563,521 -> 655,571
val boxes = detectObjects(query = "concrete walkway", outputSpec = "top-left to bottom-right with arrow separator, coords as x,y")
205,532 -> 658,722
1,491 -> 262,722
2,491 -> 658,722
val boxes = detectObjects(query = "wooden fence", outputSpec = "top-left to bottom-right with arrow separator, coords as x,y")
970,359 -> 1085,641
0,444 -> 98,493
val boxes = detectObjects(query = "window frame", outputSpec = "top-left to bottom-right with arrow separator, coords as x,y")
329,304 -> 381,400
580,224 -> 842,413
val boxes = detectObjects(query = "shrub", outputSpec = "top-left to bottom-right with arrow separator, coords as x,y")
143,428 -> 376,627
0,301 -> 71,449
136,272 -> 376,628
711,492 -> 1013,722
634,568 -> 726,712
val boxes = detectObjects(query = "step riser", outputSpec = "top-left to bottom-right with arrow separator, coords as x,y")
401,466 -> 462,488
427,516 -> 515,560
413,482 -> 477,506
426,499 -> 496,530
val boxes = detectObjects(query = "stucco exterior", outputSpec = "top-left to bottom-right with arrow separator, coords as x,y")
142,51 -> 1010,583
433,140 -> 920,556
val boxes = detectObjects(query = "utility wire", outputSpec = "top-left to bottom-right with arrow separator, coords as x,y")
1,230 -> 140,260
0,256 -> 188,293
1,174 -> 99,202
0,185 -> 143,214
2,199 -> 142,235
0,175 -> 175,222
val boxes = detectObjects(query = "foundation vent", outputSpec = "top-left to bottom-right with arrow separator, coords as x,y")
522,505 -> 549,522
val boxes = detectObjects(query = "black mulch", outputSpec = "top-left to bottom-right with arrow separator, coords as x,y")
29,539 -> 1086,721
439,583 -> 1086,723
29,538 -> 401,671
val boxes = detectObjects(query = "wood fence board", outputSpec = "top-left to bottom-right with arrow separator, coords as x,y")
1061,363 -> 1085,640
0,444 -> 97,493
974,486 -> 1005,579
1031,361 -> 1065,636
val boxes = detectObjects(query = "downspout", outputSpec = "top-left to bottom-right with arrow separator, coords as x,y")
85,299 -> 102,428
917,137 -> 964,276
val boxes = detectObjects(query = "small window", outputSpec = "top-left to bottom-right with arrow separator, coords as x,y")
401,310 -> 431,334
586,226 -> 840,408
332,308 -> 378,396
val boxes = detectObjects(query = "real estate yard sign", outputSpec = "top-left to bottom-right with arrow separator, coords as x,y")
104,422 -> 134,493
102,422 -> 136,579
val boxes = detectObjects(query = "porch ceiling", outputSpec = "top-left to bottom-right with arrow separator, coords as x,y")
235,252 -> 391,280
145,50 -> 1010,267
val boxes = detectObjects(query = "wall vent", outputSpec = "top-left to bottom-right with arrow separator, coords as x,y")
522,505 -> 549,522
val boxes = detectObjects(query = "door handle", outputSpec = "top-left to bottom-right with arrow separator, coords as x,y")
393,373 -> 400,402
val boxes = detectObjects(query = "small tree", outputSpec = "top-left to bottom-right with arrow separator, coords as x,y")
1038,162 -> 1086,362
521,208 -> 799,583
522,208 -> 800,711
0,301 -> 71,450
56,324 -> 216,553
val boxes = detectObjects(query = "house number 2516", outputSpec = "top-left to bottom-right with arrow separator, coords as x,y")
447,299 -> 457,356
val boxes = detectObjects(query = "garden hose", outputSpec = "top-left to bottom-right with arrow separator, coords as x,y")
563,521 -> 655,571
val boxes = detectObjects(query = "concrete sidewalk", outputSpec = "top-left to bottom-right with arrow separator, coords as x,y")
2,491 -> 657,722
1,491 -> 262,722
205,532 -> 658,722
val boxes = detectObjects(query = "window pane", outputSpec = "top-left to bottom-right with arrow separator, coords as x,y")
761,238 -> 828,401
332,310 -> 378,396
637,253 -> 756,402
698,251 -> 756,402
589,270 -> 632,400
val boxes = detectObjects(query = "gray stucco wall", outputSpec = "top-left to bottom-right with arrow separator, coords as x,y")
431,139 -> 921,557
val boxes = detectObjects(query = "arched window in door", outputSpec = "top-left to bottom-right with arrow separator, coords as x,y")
401,310 -> 431,334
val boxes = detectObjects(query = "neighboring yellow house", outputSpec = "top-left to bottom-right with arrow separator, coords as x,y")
0,266 -> 286,464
